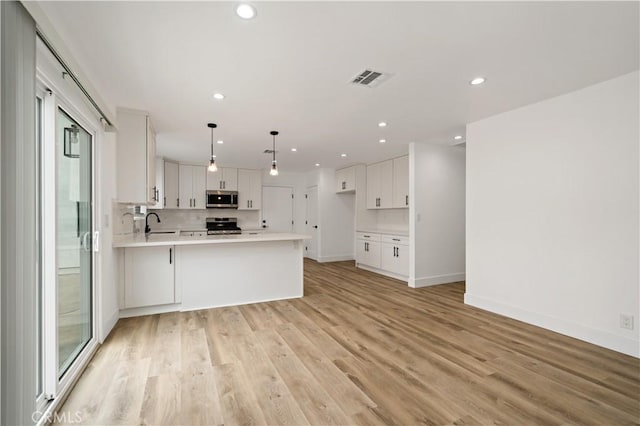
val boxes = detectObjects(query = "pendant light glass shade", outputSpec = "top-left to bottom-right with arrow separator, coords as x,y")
269,130 -> 279,176
207,123 -> 218,172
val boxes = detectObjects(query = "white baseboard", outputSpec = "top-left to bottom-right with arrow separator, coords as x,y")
409,272 -> 465,288
318,254 -> 354,263
357,263 -> 408,282
119,303 -> 182,318
465,293 -> 640,358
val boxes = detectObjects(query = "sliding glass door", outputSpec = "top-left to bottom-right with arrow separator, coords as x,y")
55,108 -> 93,378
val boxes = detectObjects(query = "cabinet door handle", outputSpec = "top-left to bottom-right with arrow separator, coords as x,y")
177,198 -> 180,207
223,181 -> 226,189
169,248 -> 172,264
406,195 -> 409,206
396,247 -> 400,257
219,181 -> 222,189
342,181 -> 346,190
164,196 -> 166,207
392,238 -> 400,241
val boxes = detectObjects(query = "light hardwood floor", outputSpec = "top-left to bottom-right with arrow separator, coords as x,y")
56,259 -> 640,425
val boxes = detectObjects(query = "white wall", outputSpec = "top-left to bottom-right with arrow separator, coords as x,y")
98,132 -> 119,342
409,143 -> 466,288
306,168 -> 355,262
465,71 -> 639,357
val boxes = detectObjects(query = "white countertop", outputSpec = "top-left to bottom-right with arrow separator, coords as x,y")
356,229 -> 410,237
113,232 -> 310,248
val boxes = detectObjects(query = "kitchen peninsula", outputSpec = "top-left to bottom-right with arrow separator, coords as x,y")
113,232 -> 309,317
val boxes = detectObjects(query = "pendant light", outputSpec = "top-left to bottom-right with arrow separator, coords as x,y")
207,123 -> 218,172
269,130 -> 279,176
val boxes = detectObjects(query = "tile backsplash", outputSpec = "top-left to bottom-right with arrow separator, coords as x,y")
113,202 -> 261,235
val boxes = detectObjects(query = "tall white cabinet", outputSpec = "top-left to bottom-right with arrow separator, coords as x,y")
164,160 -> 180,209
179,164 -> 206,209
366,155 -> 409,209
116,108 -> 157,205
392,155 -> 409,208
238,169 -> 262,210
366,160 -> 394,209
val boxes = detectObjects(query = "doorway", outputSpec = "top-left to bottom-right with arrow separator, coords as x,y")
262,186 -> 294,232
305,186 -> 318,260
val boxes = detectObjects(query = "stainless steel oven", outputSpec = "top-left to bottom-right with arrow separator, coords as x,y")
206,190 -> 238,208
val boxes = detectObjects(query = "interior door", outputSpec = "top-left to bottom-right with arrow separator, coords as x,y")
262,186 -> 294,232
305,186 -> 318,260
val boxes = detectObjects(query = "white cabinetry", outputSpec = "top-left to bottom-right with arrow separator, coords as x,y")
179,165 -> 206,209
116,108 -> 157,205
355,232 -> 381,268
164,160 -> 179,209
392,155 -> 409,208
355,231 -> 408,279
206,167 -> 238,191
151,157 -> 164,209
238,169 -> 262,210
335,166 -> 356,193
366,160 -> 393,209
380,235 -> 409,276
123,246 -> 176,308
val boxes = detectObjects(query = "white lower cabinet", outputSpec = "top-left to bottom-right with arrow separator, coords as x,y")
356,239 -> 381,269
123,246 -> 176,308
381,235 -> 409,276
355,232 -> 409,279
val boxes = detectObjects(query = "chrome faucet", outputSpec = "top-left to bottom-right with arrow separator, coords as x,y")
145,212 -> 161,234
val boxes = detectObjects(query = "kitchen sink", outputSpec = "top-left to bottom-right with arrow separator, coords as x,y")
148,230 -> 180,235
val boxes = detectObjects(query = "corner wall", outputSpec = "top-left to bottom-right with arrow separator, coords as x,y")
465,71 -> 639,357
409,143 -> 466,287
307,168 -> 355,262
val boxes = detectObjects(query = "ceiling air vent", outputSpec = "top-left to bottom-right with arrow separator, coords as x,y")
350,69 -> 391,87
263,149 -> 277,154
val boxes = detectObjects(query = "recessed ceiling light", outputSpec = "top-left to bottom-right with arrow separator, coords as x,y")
236,3 -> 256,19
469,77 -> 486,86
217,140 -> 224,144
378,122 -> 387,127
213,93 -> 225,100
291,148 -> 297,152
454,135 -> 462,140
379,139 -> 386,143
341,153 -> 347,157
315,163 -> 320,167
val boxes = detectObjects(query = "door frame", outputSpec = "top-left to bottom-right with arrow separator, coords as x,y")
304,185 -> 319,260
36,65 -> 100,418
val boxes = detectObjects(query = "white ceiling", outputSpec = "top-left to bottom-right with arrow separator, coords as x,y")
38,1 -> 639,172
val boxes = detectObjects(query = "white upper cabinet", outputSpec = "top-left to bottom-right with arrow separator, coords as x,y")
206,167 -> 238,191
335,166 -> 357,193
179,164 -> 206,209
151,157 -> 164,209
116,108 -> 157,205
392,155 -> 409,208
366,160 -> 393,209
237,169 -> 262,210
164,160 -> 179,209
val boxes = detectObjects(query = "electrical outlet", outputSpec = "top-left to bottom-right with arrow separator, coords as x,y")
620,314 -> 634,330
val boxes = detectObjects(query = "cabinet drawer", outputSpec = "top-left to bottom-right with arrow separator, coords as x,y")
381,235 -> 409,246
356,232 -> 381,242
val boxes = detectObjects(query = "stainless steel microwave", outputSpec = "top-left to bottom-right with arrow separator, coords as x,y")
206,190 -> 238,208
